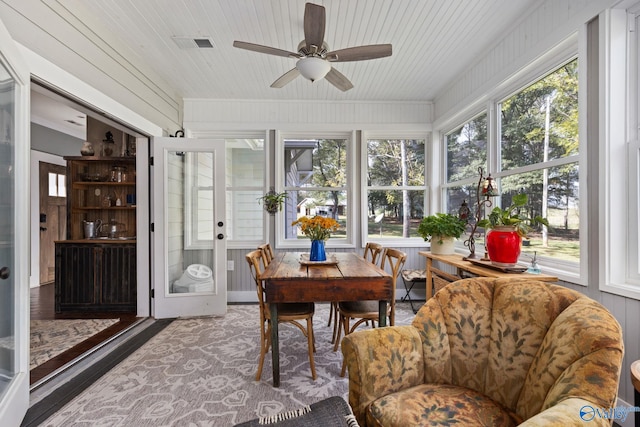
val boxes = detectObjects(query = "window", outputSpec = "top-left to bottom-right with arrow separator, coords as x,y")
497,60 -> 579,266
279,135 -> 353,246
48,172 -> 66,197
444,60 -> 580,274
225,139 -> 265,244
364,138 -> 426,240
444,113 -> 488,216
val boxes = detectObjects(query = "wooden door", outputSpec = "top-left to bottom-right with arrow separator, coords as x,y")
39,162 -> 66,284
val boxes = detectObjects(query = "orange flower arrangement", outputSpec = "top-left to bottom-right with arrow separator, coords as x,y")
292,215 -> 340,241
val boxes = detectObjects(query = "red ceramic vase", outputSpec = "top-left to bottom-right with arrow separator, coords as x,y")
486,226 -> 522,266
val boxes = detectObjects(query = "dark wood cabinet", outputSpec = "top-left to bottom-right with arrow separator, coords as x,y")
55,241 -> 137,312
55,155 -> 138,313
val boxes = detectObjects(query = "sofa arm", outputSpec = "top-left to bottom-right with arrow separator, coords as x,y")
342,325 -> 424,426
519,397 -> 615,427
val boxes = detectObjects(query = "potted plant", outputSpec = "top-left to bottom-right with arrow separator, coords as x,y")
417,213 -> 467,255
477,193 -> 549,266
257,188 -> 288,215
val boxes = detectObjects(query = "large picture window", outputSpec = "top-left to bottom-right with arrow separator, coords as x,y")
364,138 -> 426,240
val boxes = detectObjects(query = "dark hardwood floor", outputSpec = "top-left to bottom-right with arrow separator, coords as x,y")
30,283 -> 141,385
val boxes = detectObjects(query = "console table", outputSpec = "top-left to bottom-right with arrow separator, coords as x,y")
419,251 -> 558,300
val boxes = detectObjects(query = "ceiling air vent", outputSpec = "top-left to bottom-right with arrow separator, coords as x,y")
171,36 -> 215,49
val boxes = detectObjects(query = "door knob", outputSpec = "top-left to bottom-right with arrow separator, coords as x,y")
217,233 -> 224,240
0,267 -> 10,280
217,221 -> 224,227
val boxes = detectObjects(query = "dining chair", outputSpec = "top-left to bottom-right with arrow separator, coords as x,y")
363,241 -> 384,264
328,242 -> 385,344
334,247 -> 406,376
257,242 -> 274,266
245,250 -> 317,381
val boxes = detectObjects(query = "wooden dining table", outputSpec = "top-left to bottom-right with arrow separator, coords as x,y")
260,251 -> 393,387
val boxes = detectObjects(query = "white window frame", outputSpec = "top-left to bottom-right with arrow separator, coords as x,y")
361,132 -> 430,248
275,130 -> 356,249
599,5 -> 640,299
440,44 -> 583,284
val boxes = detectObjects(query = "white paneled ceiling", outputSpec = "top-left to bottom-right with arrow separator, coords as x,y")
51,0 -> 541,102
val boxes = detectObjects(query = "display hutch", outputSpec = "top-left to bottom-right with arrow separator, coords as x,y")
55,155 -> 137,313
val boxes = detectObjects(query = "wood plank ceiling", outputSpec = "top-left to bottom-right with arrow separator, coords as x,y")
30,0 -> 541,102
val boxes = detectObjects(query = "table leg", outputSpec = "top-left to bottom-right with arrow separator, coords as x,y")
270,303 -> 280,387
378,300 -> 387,327
426,258 -> 433,300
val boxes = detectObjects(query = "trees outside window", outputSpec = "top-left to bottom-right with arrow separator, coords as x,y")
282,138 -> 350,241
444,59 -> 579,266
498,60 -> 579,262
365,139 -> 426,240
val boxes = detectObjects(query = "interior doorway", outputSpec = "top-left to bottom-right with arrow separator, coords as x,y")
29,84 -> 149,388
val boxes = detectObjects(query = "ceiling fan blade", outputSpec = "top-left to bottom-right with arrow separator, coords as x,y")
304,3 -> 325,52
233,41 -> 300,58
326,44 -> 393,62
325,68 -> 353,92
271,68 -> 301,88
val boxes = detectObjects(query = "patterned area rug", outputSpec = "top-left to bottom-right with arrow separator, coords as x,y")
41,302 -> 417,426
31,319 -> 120,369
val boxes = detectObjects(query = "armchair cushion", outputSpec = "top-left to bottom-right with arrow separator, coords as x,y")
342,278 -> 623,427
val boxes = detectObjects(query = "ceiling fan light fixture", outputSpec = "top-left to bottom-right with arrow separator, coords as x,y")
296,57 -> 331,82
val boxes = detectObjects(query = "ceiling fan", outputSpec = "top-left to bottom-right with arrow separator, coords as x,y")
233,2 -> 392,92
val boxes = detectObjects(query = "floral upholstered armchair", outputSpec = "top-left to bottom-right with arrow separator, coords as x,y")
342,277 -> 624,427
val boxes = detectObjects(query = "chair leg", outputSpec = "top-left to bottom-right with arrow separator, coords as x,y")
307,317 -> 317,380
331,303 -> 340,344
333,313 -> 347,352
327,302 -> 335,327
256,324 -> 271,381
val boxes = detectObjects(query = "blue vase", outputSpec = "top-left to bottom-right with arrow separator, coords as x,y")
309,240 -> 326,262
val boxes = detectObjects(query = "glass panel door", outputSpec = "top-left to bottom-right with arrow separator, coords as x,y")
0,21 -> 30,423
152,138 -> 227,318
0,61 -> 16,406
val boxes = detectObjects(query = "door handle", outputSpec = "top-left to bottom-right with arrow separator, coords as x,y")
217,233 -> 224,240
0,267 -> 10,280
40,226 -> 47,231
217,221 -> 224,227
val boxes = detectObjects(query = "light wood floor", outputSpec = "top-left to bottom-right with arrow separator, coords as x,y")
30,283 -> 141,385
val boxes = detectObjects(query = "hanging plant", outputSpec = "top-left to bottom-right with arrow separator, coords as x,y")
257,188 -> 288,215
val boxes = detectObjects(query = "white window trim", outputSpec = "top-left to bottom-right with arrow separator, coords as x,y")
361,132 -> 431,248
275,130 -> 357,250
440,53 -> 584,282
599,6 -> 640,299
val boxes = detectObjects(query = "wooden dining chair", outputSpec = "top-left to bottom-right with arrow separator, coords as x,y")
334,247 -> 406,376
245,250 -> 317,381
363,241 -> 384,264
329,242 -> 385,344
257,243 -> 274,266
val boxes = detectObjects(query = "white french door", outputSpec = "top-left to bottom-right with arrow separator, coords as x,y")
151,137 -> 227,318
0,15 -> 30,427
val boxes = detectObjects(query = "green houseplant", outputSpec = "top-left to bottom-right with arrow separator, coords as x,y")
418,213 -> 467,255
257,188 -> 288,216
477,193 -> 549,266
477,193 -> 549,237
